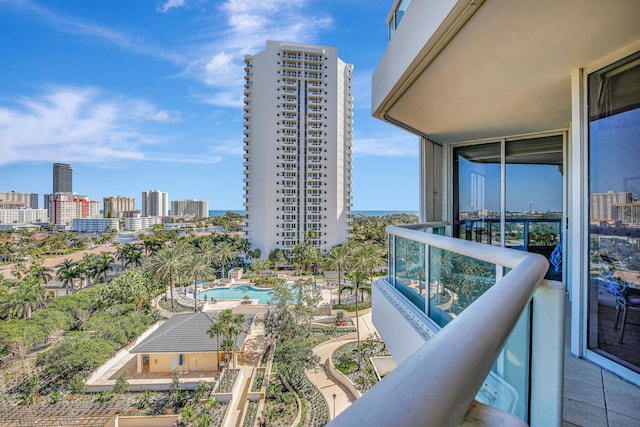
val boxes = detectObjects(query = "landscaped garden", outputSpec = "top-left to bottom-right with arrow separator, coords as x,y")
260,375 -> 299,427
331,336 -> 390,393
0,212 -> 419,425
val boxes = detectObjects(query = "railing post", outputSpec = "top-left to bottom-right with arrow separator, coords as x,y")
529,279 -> 565,427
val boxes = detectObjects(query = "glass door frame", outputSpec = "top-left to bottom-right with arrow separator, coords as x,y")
446,130 -> 568,282
577,46 -> 640,386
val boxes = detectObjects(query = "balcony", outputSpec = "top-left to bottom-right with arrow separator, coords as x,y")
330,222 -> 564,426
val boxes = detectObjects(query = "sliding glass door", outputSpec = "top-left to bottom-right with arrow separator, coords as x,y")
587,51 -> 640,373
453,134 -> 564,280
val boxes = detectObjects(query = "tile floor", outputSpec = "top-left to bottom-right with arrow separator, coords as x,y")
563,300 -> 640,426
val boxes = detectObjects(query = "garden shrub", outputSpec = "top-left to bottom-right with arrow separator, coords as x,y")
331,300 -> 371,312
0,320 -> 48,357
37,335 -> 116,381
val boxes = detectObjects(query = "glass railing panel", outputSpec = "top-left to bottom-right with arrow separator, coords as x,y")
393,235 -> 426,312
477,302 -> 531,421
410,225 -> 447,234
457,218 -> 501,246
504,219 -> 525,250
428,247 -> 497,328
382,225 -> 545,423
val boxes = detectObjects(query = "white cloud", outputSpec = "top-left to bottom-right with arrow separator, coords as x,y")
157,0 -> 187,13
199,91 -> 243,108
211,139 -> 243,156
0,86 -> 186,166
10,0 -> 181,62
187,0 -> 332,105
203,52 -> 237,87
353,135 -> 419,158
143,152 -> 223,164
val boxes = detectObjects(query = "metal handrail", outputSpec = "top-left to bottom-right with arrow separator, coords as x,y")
328,224 -> 549,427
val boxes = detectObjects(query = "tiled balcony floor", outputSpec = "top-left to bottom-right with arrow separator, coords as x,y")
563,300 -> 640,427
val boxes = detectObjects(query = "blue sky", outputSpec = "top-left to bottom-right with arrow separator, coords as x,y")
0,0 -> 418,211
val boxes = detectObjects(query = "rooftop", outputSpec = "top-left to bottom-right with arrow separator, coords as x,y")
130,312 -> 254,354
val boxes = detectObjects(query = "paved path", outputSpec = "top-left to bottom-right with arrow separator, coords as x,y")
305,311 -> 378,420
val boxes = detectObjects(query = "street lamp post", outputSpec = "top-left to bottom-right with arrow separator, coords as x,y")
332,393 -> 337,420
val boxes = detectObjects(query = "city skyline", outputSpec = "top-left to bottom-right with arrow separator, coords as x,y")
0,0 -> 419,211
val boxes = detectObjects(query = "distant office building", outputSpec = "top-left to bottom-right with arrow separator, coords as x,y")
45,193 -> 100,226
53,163 -> 73,193
0,208 -> 48,223
104,196 -> 136,218
142,190 -> 168,217
72,218 -> 119,233
0,191 -> 39,209
590,191 -> 632,221
122,210 -> 142,219
171,199 -> 209,219
611,201 -> 640,225
243,41 -> 353,257
125,216 -> 163,231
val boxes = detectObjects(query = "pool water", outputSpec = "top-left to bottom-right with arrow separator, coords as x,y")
200,285 -> 276,304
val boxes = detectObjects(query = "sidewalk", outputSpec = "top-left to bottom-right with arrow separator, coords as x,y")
305,311 -> 379,420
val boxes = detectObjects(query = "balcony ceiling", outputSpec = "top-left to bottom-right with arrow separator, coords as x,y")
375,0 -> 640,143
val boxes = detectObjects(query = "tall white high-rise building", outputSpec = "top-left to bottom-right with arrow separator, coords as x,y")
142,190 -> 168,217
243,41 -> 353,258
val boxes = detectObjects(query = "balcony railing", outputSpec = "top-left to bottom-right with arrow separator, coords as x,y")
329,222 -> 564,427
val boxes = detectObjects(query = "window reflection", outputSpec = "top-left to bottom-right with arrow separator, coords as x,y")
454,136 -> 564,280
453,143 -> 501,246
588,51 -> 640,373
506,136 -> 563,280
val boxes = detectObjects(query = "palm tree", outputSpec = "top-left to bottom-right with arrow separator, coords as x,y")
96,252 -> 115,283
115,244 -> 130,271
28,262 -> 53,285
224,323 -> 242,369
350,243 -> 384,288
198,239 -> 217,265
80,253 -> 100,288
220,338 -> 236,369
56,259 -> 78,295
7,277 -> 47,319
345,270 -> 371,370
10,260 -> 27,280
208,320 -> 226,371
124,244 -> 144,268
232,313 -> 246,342
146,245 -> 184,309
183,251 -> 216,312
214,242 -> 238,280
325,244 -> 351,305
141,234 -> 163,256
267,248 -> 287,272
214,309 -> 236,367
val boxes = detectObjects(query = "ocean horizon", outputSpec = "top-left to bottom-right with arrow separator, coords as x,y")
207,210 -> 418,217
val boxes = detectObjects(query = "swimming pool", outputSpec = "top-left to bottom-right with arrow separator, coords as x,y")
199,285 -> 276,304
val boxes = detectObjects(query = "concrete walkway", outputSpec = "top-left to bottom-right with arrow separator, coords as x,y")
305,310 -> 378,420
